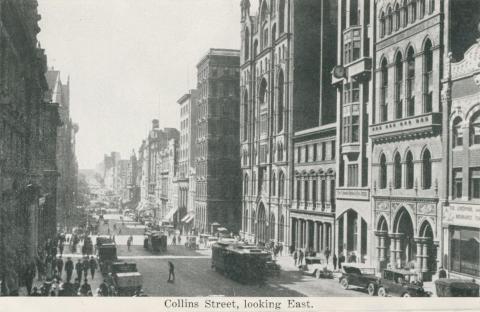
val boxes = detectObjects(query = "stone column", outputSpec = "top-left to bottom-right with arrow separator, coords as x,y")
343,212 -> 348,256
422,240 -> 429,273
415,238 -> 423,274
356,216 -> 362,263
307,220 -> 312,249
296,218 -> 301,249
313,221 -> 319,252
323,222 -> 327,253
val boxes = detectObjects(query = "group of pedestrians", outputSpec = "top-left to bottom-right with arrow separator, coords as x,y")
291,246 -> 347,271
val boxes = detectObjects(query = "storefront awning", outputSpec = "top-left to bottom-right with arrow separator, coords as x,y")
181,214 -> 194,223
164,206 -> 178,221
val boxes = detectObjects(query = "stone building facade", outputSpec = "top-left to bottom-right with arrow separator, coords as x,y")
0,0 -> 62,294
240,0 -> 338,248
194,49 -> 241,233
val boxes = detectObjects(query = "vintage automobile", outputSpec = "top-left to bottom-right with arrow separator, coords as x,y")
377,269 -> 430,297
185,236 -> 199,250
339,264 -> 379,296
106,262 -> 143,296
303,257 -> 333,279
145,231 -> 167,253
434,278 -> 479,297
98,243 -> 118,274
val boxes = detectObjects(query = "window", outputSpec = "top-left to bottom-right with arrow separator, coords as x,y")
313,144 -> 318,161
411,0 -> 417,22
450,227 -> 480,277
350,0 -> 359,25
394,4 -> 400,30
271,172 -> 276,196
422,149 -> 432,189
331,140 -> 336,160
419,0 -> 425,18
305,145 -> 309,162
453,169 -> 462,199
423,40 -> 433,113
381,58 -> 389,122
470,114 -> 480,145
380,12 -> 386,38
278,171 -> 285,198
344,28 -> 361,64
297,147 -> 301,163
395,53 -> 403,119
403,0 -> 408,27
244,28 -> 250,60
304,180 -> 309,202
471,168 -> 480,199
387,7 -> 393,35
347,164 -> 358,187
259,79 -> 267,105
277,70 -> 284,132
453,118 -> 463,147
321,179 -> 326,209
322,142 -> 326,160
394,152 -> 402,189
380,154 -> 387,189
279,0 -> 285,33
296,180 -> 301,201
243,91 -> 249,141
406,151 -> 414,189
406,47 -> 415,116
263,26 -> 269,49
272,24 -> 276,43
429,0 -> 435,14
312,180 -> 317,208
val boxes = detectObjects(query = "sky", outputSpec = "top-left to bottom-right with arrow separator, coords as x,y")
37,0 -> 257,169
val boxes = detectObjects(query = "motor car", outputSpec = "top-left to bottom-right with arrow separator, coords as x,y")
434,278 -> 479,297
339,264 -> 379,296
303,257 -> 333,279
377,269 -> 430,297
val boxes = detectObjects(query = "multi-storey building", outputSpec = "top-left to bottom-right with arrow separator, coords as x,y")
176,90 -> 197,232
126,150 -> 140,208
194,48 -> 241,234
240,0 -> 337,248
441,1 -> 480,280
333,0 -> 373,265
0,0 -> 62,295
292,125 -> 337,254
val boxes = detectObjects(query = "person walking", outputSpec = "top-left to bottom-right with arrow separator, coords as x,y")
338,252 -> 345,269
171,236 -> 176,246
82,257 -> 90,280
75,259 -> 83,282
127,236 -> 132,251
333,254 -> 338,271
298,249 -> 304,267
89,256 -> 97,279
58,241 -> 64,257
178,235 -> 181,245
56,257 -> 64,277
324,248 -> 331,265
167,261 -> 175,283
293,250 -> 298,266
65,257 -> 74,283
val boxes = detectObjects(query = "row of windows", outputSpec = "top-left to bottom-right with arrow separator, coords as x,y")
379,0 -> 435,39
295,177 -> 336,210
378,149 -> 432,190
452,115 -> 480,148
451,169 -> 480,200
243,171 -> 285,198
296,141 -> 336,163
379,39 -> 433,122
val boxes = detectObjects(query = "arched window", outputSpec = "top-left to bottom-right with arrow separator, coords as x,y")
277,70 -> 284,133
395,3 -> 401,30
272,24 -> 276,43
380,12 -> 386,38
395,52 -> 403,119
279,0 -> 285,33
271,172 -> 276,196
380,153 -> 387,189
263,26 -> 269,49
387,7 -> 393,35
261,1 -> 268,22
429,0 -> 435,14
422,149 -> 432,189
278,215 -> 284,242
423,39 -> 433,113
406,151 -> 414,189
269,214 -> 275,240
419,0 -> 425,18
252,172 -> 256,195
381,58 -> 389,122
453,117 -> 463,147
278,171 -> 285,198
244,28 -> 250,60
304,178 -> 309,202
471,113 -> 480,145
243,90 -> 248,140
259,79 -> 267,105
411,0 -> 417,22
394,152 -> 402,189
244,174 -> 249,195
406,47 -> 415,116
253,40 -> 259,57
403,0 -> 409,27
271,0 -> 276,15
251,210 -> 256,236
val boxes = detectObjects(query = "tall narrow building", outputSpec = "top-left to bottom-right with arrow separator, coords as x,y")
194,49 -> 241,233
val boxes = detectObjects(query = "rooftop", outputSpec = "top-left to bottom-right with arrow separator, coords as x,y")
197,48 -> 240,67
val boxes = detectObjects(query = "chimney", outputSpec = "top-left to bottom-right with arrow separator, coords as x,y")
152,119 -> 159,129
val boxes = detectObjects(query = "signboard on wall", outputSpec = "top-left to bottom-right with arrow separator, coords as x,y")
443,204 -> 480,227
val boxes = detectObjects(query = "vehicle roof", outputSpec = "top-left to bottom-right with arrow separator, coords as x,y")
384,269 -> 417,275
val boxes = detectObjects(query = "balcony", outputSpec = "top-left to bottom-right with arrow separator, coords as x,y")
342,26 -> 372,80
336,187 -> 370,201
369,112 -> 441,143
341,142 -> 360,155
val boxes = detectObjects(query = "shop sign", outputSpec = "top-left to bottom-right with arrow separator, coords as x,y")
336,188 -> 370,201
443,204 -> 480,227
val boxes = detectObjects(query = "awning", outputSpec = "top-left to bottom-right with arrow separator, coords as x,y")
181,214 -> 194,223
164,206 -> 178,221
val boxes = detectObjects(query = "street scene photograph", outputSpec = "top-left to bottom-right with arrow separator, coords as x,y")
1,0 -> 480,304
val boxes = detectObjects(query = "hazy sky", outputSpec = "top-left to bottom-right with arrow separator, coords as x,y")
37,0 -> 257,169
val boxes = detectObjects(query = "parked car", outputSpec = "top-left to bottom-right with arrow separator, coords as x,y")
377,269 -> 430,297
339,264 -> 379,296
303,257 -> 333,279
435,278 -> 479,297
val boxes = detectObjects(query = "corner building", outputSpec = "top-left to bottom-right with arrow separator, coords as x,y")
240,0 -> 338,247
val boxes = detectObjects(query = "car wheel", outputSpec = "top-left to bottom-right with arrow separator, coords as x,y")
367,283 -> 376,296
402,292 -> 410,298
340,278 -> 349,290
378,287 -> 387,297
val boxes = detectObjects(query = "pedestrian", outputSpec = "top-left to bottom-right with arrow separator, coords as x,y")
65,257 -> 74,283
167,261 -> 175,283
58,241 -> 64,257
127,237 -> 132,251
339,252 -> 345,269
171,236 -> 176,246
324,248 -> 331,265
80,279 -> 91,296
56,256 -> 64,276
89,256 -> 97,279
75,259 -> 83,281
178,235 -> 181,245
333,254 -> 338,271
293,249 -> 298,266
298,249 -> 304,267
438,266 -> 447,279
